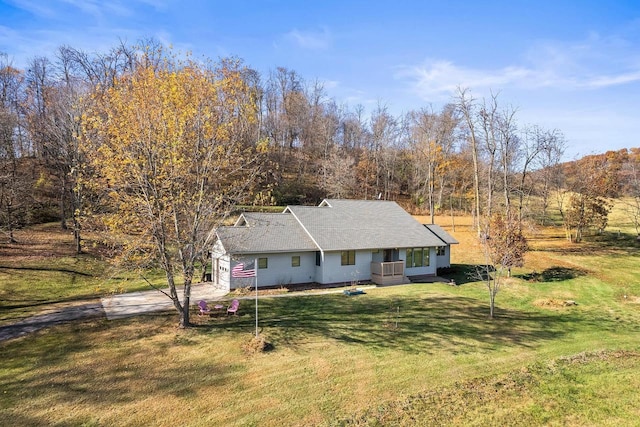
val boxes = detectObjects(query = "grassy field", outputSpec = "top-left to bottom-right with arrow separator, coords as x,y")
1,212 -> 639,426
0,223 -> 167,326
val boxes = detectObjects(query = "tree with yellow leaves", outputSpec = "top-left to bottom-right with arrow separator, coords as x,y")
84,49 -> 265,327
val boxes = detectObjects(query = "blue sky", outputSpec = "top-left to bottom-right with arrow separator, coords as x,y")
1,0 -> 639,159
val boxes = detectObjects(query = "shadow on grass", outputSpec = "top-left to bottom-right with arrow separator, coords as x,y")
448,263 -> 590,285
0,295 -> 101,311
519,266 -> 588,282
436,264 -> 480,286
439,264 -> 503,285
2,293 -> 637,423
539,232 -> 639,256
194,291 -> 593,356
0,264 -> 94,276
0,317 -> 238,425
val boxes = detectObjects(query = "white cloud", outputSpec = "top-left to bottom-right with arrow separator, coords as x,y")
285,27 -> 331,50
397,60 -> 540,99
584,71 -> 640,88
61,0 -> 133,18
399,32 -> 640,101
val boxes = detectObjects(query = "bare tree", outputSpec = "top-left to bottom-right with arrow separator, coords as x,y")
495,103 -> 519,217
23,48 -> 96,252
407,105 -> 458,223
622,148 -> 640,237
456,87 -> 482,233
0,54 -> 28,242
368,103 -> 401,200
264,67 -> 306,152
531,127 -> 565,225
478,93 -> 500,219
321,145 -> 356,198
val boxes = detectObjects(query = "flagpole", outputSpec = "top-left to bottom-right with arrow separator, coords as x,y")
255,257 -> 259,338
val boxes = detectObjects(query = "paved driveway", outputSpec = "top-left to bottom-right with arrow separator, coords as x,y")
0,283 -> 229,341
1,284 -> 381,341
101,283 -> 228,320
0,302 -> 105,342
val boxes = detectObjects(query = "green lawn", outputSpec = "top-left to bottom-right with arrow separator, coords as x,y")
0,223 -> 168,325
1,217 -> 640,425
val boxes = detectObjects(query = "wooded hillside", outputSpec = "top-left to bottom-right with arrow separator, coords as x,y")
2,42 -> 639,244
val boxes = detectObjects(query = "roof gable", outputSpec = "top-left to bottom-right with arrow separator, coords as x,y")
286,199 -> 443,251
216,212 -> 317,254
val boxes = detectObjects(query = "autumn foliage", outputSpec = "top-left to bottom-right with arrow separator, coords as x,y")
83,50 -> 265,326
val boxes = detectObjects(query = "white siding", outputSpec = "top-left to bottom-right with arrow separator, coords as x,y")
214,254 -> 231,291
212,241 -> 231,292
314,251 -> 324,283
436,246 -> 452,269
402,247 -> 437,276
320,250 -> 372,284
230,252 -> 316,289
371,249 -> 384,263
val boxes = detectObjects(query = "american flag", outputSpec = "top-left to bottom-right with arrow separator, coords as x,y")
231,261 -> 256,278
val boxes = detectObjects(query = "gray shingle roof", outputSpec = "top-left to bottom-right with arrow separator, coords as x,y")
216,212 -> 318,254
423,224 -> 459,245
216,199 -> 448,254
285,199 -> 443,251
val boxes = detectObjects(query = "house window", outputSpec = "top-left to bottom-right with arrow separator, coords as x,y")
436,246 -> 446,256
292,256 -> 300,267
258,257 -> 268,269
341,250 -> 355,266
414,248 -> 423,267
316,251 -> 321,266
406,248 -> 430,268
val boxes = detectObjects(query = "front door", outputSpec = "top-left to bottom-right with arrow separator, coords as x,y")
383,249 -> 398,262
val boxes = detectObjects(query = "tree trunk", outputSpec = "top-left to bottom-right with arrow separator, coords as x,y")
181,280 -> 192,328
472,144 -> 481,234
60,198 -> 67,229
450,194 -> 455,232
489,288 -> 496,318
73,227 -> 81,254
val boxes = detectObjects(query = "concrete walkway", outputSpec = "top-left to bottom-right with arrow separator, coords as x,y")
100,283 -> 228,320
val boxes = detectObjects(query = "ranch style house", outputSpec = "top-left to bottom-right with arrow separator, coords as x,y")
211,199 -> 458,290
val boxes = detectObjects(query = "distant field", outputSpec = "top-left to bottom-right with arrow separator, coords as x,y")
1,208 -> 639,426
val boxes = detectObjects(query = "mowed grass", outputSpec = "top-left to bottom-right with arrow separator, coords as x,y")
1,211 -> 640,426
0,223 -> 167,325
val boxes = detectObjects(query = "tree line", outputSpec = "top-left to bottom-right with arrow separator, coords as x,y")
2,42 -> 638,237
1,41 -> 639,324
